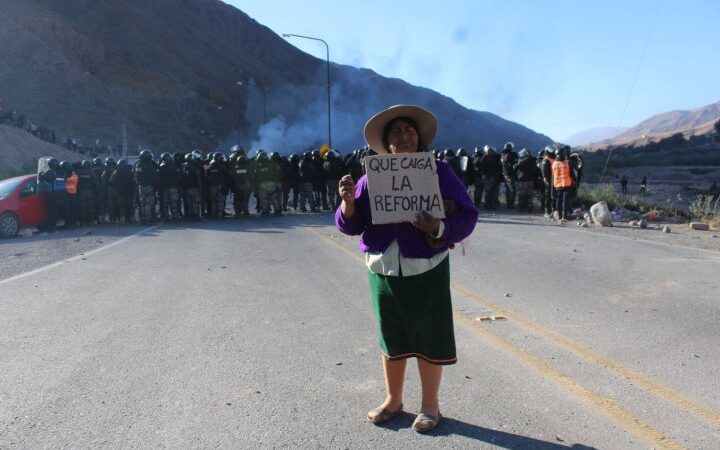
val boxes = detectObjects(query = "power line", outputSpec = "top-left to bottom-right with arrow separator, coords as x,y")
598,0 -> 663,183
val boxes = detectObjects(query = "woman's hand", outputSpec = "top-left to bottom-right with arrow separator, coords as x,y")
339,175 -> 355,204
339,175 -> 356,218
411,211 -> 441,236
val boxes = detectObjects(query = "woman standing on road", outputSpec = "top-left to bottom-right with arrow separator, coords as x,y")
335,105 -> 478,432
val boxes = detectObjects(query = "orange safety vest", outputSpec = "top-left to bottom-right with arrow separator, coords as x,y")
552,160 -> 573,188
65,172 -> 78,194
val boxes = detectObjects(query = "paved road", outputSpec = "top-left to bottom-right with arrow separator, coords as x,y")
1,213 -> 718,449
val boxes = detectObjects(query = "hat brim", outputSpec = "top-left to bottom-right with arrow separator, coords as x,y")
363,105 -> 437,154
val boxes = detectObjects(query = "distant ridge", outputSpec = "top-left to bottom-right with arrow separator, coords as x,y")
581,100 -> 720,149
564,127 -> 627,147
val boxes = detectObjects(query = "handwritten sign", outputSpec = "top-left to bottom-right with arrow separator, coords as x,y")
365,153 -> 445,225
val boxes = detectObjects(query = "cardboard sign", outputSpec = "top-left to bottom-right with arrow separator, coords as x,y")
365,153 -> 445,225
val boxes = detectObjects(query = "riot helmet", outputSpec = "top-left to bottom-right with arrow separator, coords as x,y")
139,149 -> 153,162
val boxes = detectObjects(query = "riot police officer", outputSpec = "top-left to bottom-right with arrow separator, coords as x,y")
501,142 -> 518,208
471,147 -> 484,207
76,160 -> 97,226
323,150 -> 344,210
181,152 -> 203,219
298,152 -> 318,212
91,157 -> 106,223
205,152 -> 227,219
479,145 -> 502,211
158,152 -> 181,220
230,150 -> 252,216
134,149 -> 159,224
38,157 -> 67,231
253,150 -> 281,215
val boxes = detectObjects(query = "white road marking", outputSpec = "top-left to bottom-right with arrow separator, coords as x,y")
0,224 -> 160,286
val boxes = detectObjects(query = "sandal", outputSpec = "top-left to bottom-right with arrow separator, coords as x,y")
412,412 -> 442,433
367,404 -> 403,424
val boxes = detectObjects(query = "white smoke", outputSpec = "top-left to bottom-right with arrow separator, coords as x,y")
248,114 -> 324,154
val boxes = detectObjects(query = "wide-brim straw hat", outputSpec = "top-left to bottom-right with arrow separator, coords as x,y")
363,105 -> 437,154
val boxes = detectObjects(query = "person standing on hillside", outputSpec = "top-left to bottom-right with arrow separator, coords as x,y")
620,174 -> 628,194
640,175 -> 647,195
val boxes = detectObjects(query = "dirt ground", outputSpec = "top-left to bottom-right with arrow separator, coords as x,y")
593,165 -> 720,209
477,207 -> 720,254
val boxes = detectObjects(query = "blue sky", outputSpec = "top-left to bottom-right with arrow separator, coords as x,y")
228,0 -> 720,141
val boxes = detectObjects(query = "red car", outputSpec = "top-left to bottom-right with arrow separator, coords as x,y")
0,174 -> 48,238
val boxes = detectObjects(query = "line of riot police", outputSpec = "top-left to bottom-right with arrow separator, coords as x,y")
35,141 -> 583,230
35,145 -> 356,229
430,143 -> 583,217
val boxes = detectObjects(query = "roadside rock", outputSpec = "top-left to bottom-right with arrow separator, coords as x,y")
590,202 -> 612,227
663,226 -> 671,233
639,219 -> 648,229
689,222 -> 709,231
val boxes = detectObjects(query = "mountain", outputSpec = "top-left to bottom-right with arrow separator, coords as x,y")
582,100 -> 720,149
0,0 -> 552,157
564,127 -> 627,147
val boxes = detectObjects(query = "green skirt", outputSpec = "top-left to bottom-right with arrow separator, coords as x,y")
368,256 -> 456,365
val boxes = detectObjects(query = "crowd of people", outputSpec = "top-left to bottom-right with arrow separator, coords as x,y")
35,141 -> 583,231
0,105 -> 113,157
435,142 -> 584,221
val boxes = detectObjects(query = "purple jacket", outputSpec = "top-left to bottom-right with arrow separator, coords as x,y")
335,161 -> 478,258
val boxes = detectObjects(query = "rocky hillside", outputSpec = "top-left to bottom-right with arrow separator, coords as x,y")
0,0 -> 552,156
0,124 -> 79,175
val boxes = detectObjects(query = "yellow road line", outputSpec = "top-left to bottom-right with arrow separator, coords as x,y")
451,283 -> 720,429
306,227 -> 701,448
308,226 -> 720,430
455,313 -> 688,450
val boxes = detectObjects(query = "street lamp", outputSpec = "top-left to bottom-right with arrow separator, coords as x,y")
237,80 -> 268,124
282,33 -> 332,148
